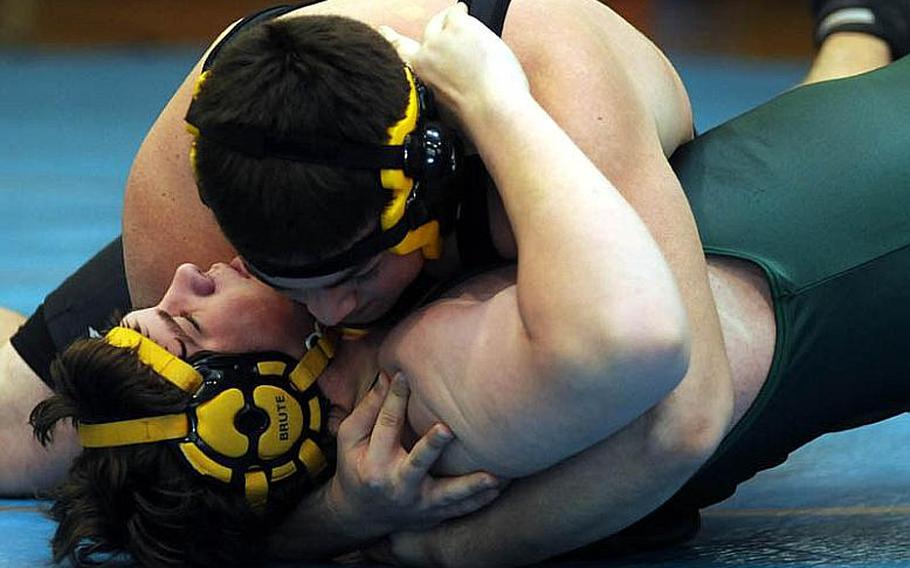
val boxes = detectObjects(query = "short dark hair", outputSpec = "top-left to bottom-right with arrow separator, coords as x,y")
192,15 -> 409,266
31,339 -> 319,567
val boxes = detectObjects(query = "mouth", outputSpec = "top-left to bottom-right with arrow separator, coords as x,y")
341,301 -> 385,326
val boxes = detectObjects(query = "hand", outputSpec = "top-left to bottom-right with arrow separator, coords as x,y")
379,3 -> 529,124
328,372 -> 502,540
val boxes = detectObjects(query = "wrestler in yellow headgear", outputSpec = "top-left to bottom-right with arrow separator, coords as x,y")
77,326 -> 336,510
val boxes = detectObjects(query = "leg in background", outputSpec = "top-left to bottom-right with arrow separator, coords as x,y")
805,0 -> 910,84
0,308 -> 79,496
803,31 -> 891,84
0,307 -> 24,340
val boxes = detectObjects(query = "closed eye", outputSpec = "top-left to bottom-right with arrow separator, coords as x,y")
180,312 -> 202,333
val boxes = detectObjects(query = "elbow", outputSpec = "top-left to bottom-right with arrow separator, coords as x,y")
648,383 -> 733,463
545,299 -> 691,401
651,411 -> 729,464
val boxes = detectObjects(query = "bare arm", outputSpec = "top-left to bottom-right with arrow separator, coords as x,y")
374,6 -> 735,562
379,8 -> 689,479
386,353 -> 732,567
270,373 -> 501,561
0,316 -> 79,496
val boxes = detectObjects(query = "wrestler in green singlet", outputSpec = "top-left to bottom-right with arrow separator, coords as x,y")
669,54 -> 910,511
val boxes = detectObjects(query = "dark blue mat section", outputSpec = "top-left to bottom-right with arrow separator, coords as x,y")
1,48 -> 907,567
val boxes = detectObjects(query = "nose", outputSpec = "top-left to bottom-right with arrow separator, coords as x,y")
160,263 -> 215,310
307,285 -> 358,326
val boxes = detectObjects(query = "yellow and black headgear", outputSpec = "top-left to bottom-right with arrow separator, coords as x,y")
185,64 -> 463,281
77,327 -> 336,510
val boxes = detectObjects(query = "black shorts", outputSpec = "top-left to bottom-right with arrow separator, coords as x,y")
10,237 -> 132,388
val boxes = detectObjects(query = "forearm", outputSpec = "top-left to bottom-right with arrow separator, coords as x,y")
0,427 -> 77,496
462,92 -> 689,405
0,342 -> 79,495
397,404 -> 716,568
269,482 -> 382,561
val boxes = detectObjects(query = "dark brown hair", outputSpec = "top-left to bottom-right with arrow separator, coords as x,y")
31,339 -> 321,567
192,14 -> 409,266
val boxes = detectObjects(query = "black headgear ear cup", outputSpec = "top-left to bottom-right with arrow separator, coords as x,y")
404,123 -> 462,180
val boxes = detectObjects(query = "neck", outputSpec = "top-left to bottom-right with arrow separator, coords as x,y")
316,332 -> 385,433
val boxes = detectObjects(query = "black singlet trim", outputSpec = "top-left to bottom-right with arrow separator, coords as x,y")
453,0 -> 513,270
202,2 -> 319,71
464,0 -> 512,37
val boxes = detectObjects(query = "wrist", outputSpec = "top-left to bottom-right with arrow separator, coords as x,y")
325,477 -> 393,541
390,529 -> 447,568
459,90 -> 537,151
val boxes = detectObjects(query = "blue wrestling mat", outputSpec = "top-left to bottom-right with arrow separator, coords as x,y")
1,48 -> 908,567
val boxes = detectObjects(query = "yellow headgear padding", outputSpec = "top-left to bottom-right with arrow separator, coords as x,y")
105,327 -> 203,394
289,336 -> 333,392
78,414 -> 188,448
196,389 -> 249,458
192,70 -> 210,100
257,361 -> 287,376
339,327 -> 370,339
298,438 -> 327,477
186,71 -> 210,177
308,397 -> 322,432
377,68 -> 444,261
271,461 -> 297,482
254,386 -> 303,460
388,221 -> 442,258
245,470 -> 269,510
380,66 -> 419,196
318,335 -> 335,358
179,442 -> 233,483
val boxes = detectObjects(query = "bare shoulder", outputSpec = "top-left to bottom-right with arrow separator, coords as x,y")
122,21 -> 244,307
505,0 -> 694,154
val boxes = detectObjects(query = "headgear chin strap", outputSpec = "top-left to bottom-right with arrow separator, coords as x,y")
186,65 -> 463,280
77,327 -> 336,511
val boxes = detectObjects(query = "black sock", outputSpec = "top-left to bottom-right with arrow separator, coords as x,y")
813,0 -> 910,58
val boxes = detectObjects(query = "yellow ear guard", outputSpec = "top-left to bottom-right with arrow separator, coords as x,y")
77,327 -> 335,511
379,66 -> 442,260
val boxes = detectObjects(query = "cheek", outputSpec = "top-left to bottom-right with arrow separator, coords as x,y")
256,304 -> 308,343
384,255 -> 424,293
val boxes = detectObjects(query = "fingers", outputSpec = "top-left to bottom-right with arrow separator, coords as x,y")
367,372 -> 410,463
378,25 -> 421,65
337,372 -> 388,446
423,2 -> 464,42
399,423 -> 454,486
425,470 -> 501,508
447,2 -> 470,27
435,487 -> 500,519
